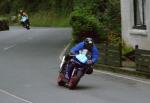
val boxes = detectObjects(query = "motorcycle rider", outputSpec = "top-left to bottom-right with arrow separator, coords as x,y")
18,9 -> 30,27
62,37 -> 99,80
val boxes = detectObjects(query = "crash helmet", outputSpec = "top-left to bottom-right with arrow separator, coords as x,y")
84,37 -> 94,50
19,9 -> 24,15
19,9 -> 23,13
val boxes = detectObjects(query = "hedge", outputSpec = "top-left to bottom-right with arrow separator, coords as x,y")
0,18 -> 9,31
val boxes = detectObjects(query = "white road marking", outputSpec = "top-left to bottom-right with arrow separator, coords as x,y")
94,69 -> 150,85
0,89 -> 33,103
3,44 -> 16,51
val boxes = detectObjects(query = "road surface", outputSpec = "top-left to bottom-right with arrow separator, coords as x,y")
0,27 -> 150,103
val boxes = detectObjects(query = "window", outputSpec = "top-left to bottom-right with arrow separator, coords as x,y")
133,0 -> 146,29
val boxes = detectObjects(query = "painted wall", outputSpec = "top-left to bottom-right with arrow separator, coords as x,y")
121,0 -> 150,50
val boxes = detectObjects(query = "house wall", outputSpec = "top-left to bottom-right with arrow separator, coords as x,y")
121,0 -> 150,50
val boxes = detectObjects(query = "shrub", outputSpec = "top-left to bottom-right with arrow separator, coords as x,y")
99,0 -> 121,42
122,42 -> 134,55
107,31 -> 121,45
0,19 -> 9,31
70,8 -> 105,43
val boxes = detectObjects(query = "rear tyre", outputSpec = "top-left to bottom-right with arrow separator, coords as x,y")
27,26 -> 30,30
26,24 -> 30,30
57,73 -> 65,86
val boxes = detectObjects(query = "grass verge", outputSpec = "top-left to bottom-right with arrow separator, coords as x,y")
30,11 -> 70,27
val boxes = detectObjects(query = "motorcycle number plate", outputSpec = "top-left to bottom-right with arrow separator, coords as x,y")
76,54 -> 88,64
21,16 -> 28,22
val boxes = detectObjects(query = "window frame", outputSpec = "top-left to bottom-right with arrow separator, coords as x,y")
133,0 -> 146,30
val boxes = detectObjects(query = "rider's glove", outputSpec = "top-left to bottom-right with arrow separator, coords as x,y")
86,66 -> 93,74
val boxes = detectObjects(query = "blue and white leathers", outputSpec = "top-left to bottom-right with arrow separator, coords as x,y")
70,42 -> 99,64
20,16 -> 28,22
75,54 -> 88,64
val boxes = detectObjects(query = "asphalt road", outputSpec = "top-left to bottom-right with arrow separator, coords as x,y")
0,27 -> 150,103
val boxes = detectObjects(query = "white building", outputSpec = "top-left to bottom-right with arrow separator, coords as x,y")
121,0 -> 150,50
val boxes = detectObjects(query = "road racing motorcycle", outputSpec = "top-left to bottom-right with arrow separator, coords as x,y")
57,49 -> 92,89
20,16 -> 30,30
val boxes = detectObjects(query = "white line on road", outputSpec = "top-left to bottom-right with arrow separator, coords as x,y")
94,69 -> 150,85
0,89 -> 33,103
3,44 -> 16,51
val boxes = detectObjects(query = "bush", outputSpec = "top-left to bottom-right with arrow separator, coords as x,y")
0,18 -> 9,31
98,0 -> 121,41
107,31 -> 121,45
122,42 -> 134,55
70,8 -> 105,43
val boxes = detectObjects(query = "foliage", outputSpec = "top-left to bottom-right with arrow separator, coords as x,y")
0,17 -> 9,31
122,42 -> 134,55
107,31 -> 121,45
70,0 -> 121,43
70,0 -> 109,42
99,0 -> 121,39
0,0 -> 11,14
30,11 -> 70,27
0,0 -> 73,16
70,8 -> 104,43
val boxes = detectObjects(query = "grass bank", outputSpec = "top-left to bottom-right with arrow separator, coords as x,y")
30,11 -> 70,27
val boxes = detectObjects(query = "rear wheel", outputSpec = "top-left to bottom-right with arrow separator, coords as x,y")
57,73 -> 65,86
26,24 -> 30,30
26,26 -> 30,30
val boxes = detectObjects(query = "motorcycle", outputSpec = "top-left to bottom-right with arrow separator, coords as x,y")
20,16 -> 30,30
57,49 -> 91,89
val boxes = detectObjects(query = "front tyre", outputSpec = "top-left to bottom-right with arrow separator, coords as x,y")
68,76 -> 80,89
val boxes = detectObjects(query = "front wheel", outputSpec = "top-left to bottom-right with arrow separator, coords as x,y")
68,76 -> 80,89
